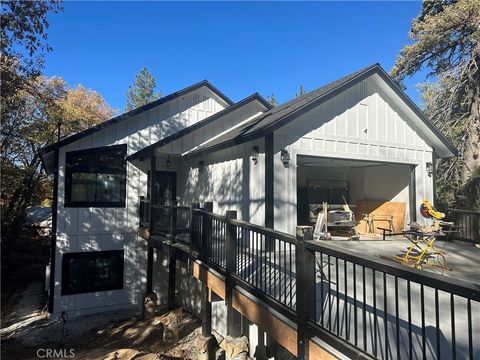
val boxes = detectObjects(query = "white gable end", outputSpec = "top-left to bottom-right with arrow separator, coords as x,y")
277,77 -> 433,163
61,86 -> 228,155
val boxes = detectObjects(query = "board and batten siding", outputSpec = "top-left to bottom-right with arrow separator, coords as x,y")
53,88 -> 228,315
178,139 -> 266,227
155,100 -> 265,156
274,78 -> 434,234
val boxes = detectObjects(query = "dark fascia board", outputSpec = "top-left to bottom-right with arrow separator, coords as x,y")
127,93 -> 272,161
186,64 -> 458,159
184,65 -> 381,159
39,80 -> 234,158
373,66 -> 458,157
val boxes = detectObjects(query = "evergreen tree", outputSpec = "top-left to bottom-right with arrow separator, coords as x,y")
125,67 -> 161,111
267,93 -> 278,107
391,0 -> 480,209
296,84 -> 305,97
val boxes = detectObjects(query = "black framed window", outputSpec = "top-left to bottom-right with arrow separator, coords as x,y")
61,250 -> 124,295
65,144 -> 127,207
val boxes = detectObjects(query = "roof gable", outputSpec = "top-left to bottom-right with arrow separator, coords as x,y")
185,64 -> 457,159
39,80 -> 233,158
127,93 -> 271,161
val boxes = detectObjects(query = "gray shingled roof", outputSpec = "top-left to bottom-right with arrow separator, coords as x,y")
184,63 -> 457,158
184,64 -> 380,157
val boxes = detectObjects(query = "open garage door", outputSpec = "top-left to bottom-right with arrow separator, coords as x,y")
296,156 -> 414,236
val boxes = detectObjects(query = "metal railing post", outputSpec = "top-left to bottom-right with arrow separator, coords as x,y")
225,210 -> 241,336
190,203 -> 200,249
295,226 -> 315,360
170,201 -> 177,244
202,202 -> 213,258
225,210 -> 237,303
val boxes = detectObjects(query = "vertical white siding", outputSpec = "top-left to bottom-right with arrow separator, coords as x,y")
53,88 -> 227,315
274,78 -> 434,234
179,140 -> 265,225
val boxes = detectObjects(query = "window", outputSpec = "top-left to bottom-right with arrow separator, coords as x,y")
65,145 -> 127,207
61,250 -> 124,295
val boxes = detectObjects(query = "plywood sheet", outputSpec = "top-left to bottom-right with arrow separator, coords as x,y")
355,201 -> 406,234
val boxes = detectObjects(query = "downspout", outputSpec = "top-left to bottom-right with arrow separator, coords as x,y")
146,155 -> 156,294
432,150 -> 437,207
48,149 -> 59,313
409,165 -> 417,223
265,134 -> 274,229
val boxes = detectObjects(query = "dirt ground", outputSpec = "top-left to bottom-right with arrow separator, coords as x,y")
1,230 -> 50,328
1,305 -> 203,360
1,230 -> 203,360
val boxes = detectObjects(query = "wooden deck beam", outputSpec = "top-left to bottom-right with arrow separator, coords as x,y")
192,261 -> 336,359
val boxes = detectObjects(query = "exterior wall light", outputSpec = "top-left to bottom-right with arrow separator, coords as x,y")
426,162 -> 434,177
166,155 -> 172,169
251,146 -> 259,165
281,149 -> 291,167
198,160 -> 205,172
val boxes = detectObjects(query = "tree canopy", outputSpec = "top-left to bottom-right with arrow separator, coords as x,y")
125,67 -> 161,111
296,84 -> 306,97
391,0 -> 480,209
1,76 -> 114,267
267,93 -> 278,107
1,0 -> 63,102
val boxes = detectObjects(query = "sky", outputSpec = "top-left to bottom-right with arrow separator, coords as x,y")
44,1 -> 429,114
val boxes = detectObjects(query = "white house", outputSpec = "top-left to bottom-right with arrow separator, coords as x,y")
40,64 -> 457,316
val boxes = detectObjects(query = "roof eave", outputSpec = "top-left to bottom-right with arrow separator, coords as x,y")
39,80 -> 234,159
127,93 -> 271,161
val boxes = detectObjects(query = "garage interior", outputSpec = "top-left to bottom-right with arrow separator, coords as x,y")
296,155 -> 413,238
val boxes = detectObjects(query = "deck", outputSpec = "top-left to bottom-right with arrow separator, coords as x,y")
323,237 -> 480,284
144,205 -> 480,359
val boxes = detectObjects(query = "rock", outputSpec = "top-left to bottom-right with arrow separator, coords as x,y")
223,335 -> 249,360
163,318 -> 179,344
143,293 -> 158,320
135,354 -> 159,360
101,348 -> 140,360
195,334 -> 219,360
162,308 -> 182,344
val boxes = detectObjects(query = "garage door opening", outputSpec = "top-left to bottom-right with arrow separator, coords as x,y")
296,156 -> 413,237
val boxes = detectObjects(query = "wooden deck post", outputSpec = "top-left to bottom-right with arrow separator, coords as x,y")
167,255 -> 176,309
225,210 -> 242,337
146,244 -> 154,293
295,226 -> 315,360
201,284 -> 212,337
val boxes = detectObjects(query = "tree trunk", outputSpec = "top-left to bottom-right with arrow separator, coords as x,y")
4,159 -> 42,270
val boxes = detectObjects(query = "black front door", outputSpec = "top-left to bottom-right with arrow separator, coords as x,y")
155,171 -> 176,205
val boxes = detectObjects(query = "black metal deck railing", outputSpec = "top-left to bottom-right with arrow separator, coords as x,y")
147,202 -> 480,359
446,208 -> 480,244
140,200 -> 191,243
139,197 -> 150,227
306,240 -> 480,360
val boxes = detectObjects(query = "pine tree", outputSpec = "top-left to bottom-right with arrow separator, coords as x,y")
267,93 -> 278,107
391,0 -> 480,209
125,67 -> 161,111
296,84 -> 305,97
